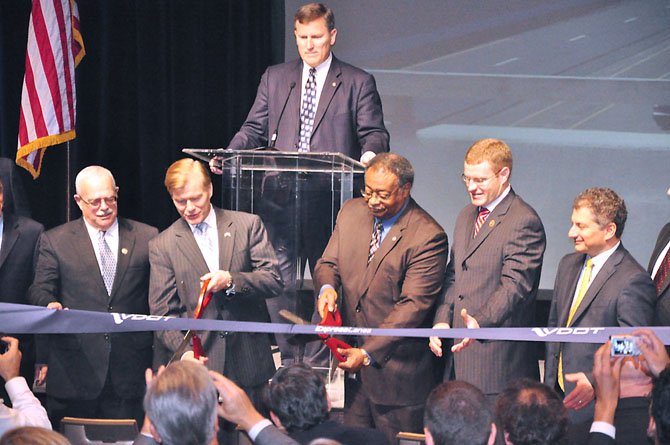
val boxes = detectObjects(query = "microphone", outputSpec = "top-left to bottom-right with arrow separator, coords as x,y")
269,81 -> 296,149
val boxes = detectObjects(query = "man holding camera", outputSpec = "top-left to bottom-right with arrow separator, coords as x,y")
544,188 -> 657,423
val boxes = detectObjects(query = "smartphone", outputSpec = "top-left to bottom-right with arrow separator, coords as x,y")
610,335 -> 641,357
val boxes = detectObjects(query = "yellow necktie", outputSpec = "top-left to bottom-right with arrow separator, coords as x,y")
558,258 -> 593,391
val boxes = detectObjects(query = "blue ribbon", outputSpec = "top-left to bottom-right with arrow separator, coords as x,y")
2,302 -> 668,344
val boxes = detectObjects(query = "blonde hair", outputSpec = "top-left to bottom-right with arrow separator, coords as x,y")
164,159 -> 211,195
0,427 -> 71,445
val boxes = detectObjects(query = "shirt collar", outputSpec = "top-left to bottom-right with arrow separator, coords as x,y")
302,52 -> 332,78
83,217 -> 119,239
189,204 -> 217,233
376,199 -> 410,232
588,241 -> 620,271
482,185 -> 511,213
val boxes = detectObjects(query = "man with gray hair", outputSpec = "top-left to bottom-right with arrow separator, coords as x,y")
138,362 -> 218,445
28,165 -> 158,429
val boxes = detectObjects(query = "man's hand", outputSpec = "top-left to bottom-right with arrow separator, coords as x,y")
360,151 -> 376,166
210,370 -> 265,431
181,351 -> 208,365
592,341 -> 624,424
0,336 -> 22,382
451,309 -> 479,353
317,287 -> 338,319
563,372 -> 595,410
337,347 -> 366,373
428,322 -> 451,357
35,364 -> 48,386
209,157 -> 224,175
201,270 -> 233,293
47,302 -> 64,310
633,329 -> 670,377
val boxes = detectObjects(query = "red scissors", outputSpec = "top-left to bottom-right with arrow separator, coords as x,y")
168,279 -> 212,364
279,309 -> 352,362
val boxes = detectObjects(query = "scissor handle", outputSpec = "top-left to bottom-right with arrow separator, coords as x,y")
323,337 -> 352,362
194,278 -> 213,319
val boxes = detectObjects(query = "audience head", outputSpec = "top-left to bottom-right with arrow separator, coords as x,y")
496,378 -> 567,445
266,363 -> 329,432
164,158 -> 213,226
73,166 -> 118,231
0,427 -> 70,445
463,138 -> 512,208
363,152 -> 413,220
650,368 -> 670,445
570,187 -> 627,256
294,3 -> 336,68
424,380 -> 496,445
143,361 -> 218,445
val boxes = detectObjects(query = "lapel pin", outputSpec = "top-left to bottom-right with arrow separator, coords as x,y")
488,220 -> 495,228
121,248 -> 128,255
332,82 -> 337,87
392,236 -> 397,241
224,232 -> 232,238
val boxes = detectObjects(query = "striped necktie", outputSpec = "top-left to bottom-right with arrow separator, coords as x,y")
368,221 -> 383,264
298,68 -> 317,152
473,207 -> 490,238
654,249 -> 670,294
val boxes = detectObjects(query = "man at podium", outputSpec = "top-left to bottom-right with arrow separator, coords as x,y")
211,3 -> 389,365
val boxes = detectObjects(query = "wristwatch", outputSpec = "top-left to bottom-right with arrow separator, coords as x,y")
361,349 -> 371,367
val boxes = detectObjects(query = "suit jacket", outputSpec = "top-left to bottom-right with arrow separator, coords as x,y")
227,56 -> 389,159
27,217 -> 157,400
588,432 -> 615,445
289,419 -> 389,445
256,425 -> 299,445
0,213 -> 43,305
149,207 -> 282,387
0,158 -> 31,217
314,198 -> 448,406
0,212 -> 43,402
544,244 -> 657,423
434,189 -> 546,395
649,222 -> 670,325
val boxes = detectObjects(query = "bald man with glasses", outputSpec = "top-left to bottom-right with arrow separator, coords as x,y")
28,165 -> 158,429
429,138 -> 546,402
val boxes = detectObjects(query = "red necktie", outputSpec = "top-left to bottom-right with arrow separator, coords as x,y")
473,207 -> 490,238
654,248 -> 670,294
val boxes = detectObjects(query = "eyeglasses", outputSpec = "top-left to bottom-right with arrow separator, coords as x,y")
461,170 -> 501,186
78,195 -> 118,208
360,186 -> 399,201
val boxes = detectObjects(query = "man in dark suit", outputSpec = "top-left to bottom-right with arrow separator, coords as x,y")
544,188 -> 657,424
315,153 -> 448,442
221,2 -> 389,161
429,138 -> 546,400
0,177 -> 43,402
649,220 -> 670,326
266,363 -> 388,445
148,159 -> 282,404
28,166 -> 157,428
212,2 -> 389,367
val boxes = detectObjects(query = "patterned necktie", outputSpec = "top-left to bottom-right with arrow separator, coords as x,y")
98,231 -> 116,295
298,68 -> 317,152
558,258 -> 594,391
654,249 -> 670,294
367,221 -> 383,264
473,207 -> 490,238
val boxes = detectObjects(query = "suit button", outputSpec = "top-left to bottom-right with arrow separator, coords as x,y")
356,305 -> 361,313
458,295 -> 464,301
242,287 -> 249,293
219,332 -> 228,338
108,306 -> 113,311
104,334 -> 110,341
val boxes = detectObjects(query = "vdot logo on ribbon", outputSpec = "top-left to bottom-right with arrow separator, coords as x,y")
112,313 -> 173,325
532,327 -> 606,338
315,326 -> 373,335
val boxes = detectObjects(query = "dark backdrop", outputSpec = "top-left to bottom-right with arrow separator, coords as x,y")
0,0 -> 284,230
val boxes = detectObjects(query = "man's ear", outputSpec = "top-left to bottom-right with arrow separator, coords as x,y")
269,411 -> 284,430
149,422 -> 162,443
423,427 -> 434,445
489,423 -> 500,445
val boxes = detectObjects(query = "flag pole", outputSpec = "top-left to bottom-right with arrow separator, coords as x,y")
66,140 -> 71,222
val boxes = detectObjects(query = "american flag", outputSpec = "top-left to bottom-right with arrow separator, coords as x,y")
16,0 -> 85,179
